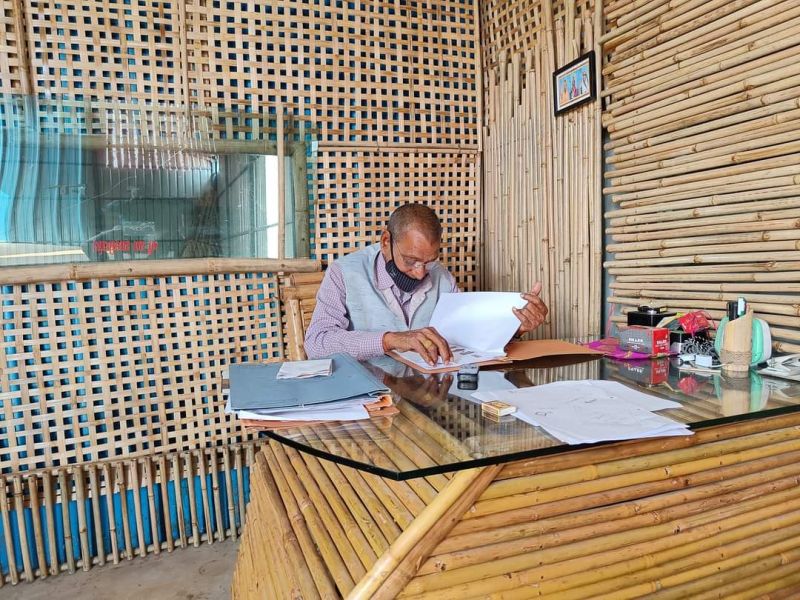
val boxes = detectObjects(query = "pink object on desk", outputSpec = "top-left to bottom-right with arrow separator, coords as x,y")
584,337 -> 653,360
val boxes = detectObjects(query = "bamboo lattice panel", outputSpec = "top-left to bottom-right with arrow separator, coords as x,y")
0,273 -> 283,474
0,0 -> 26,92
601,0 -> 800,352
2,0 -> 482,147
314,149 -> 480,290
480,0 -> 593,70
0,0 -> 482,287
183,0 -> 480,146
481,0 -> 603,339
23,0 -> 183,105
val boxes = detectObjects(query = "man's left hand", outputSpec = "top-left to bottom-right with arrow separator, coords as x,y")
512,281 -> 549,335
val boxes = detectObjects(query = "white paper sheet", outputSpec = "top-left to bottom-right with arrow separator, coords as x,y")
234,404 -> 369,422
396,344 -> 505,370
225,395 -> 373,421
276,359 -> 332,379
473,380 -> 689,444
430,292 -> 528,354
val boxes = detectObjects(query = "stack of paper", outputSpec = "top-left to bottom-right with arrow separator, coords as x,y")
226,396 -> 371,422
474,380 -> 691,444
395,344 -> 505,372
431,292 -> 528,355
277,359 -> 332,379
225,354 -> 396,430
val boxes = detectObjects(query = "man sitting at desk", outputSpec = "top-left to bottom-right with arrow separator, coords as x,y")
304,203 -> 548,364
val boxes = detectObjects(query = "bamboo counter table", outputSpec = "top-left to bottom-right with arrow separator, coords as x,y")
232,355 -> 800,599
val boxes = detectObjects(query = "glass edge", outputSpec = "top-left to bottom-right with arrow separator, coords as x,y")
266,403 -> 800,481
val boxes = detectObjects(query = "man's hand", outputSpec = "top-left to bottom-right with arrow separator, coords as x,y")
382,327 -> 453,366
512,281 -> 549,335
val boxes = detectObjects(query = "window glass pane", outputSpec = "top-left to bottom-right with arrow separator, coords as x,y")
0,95 -> 310,267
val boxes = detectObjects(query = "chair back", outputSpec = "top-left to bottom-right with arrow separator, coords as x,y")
281,271 -> 325,360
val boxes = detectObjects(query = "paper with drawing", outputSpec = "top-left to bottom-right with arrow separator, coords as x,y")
474,380 -> 690,444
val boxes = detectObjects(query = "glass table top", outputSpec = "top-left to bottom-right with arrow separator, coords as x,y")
264,354 -> 800,480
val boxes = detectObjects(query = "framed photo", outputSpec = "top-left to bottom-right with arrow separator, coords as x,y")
553,51 -> 596,115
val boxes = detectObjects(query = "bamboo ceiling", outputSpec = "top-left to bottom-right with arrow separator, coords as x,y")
601,0 -> 800,353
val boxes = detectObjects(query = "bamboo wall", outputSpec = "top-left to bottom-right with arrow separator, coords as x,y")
0,1 -> 482,583
601,0 -> 800,352
481,0 -> 603,339
0,0 -> 482,287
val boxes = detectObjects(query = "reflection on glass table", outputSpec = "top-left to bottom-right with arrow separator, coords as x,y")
264,354 -> 800,480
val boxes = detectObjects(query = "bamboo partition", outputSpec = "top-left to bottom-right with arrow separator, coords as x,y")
0,259 -> 321,583
0,0 -> 484,587
600,0 -> 800,351
481,0 -> 602,340
0,0 -> 483,289
0,443 -> 258,582
232,411 -> 800,599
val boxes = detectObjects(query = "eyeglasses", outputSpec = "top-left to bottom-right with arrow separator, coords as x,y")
391,239 -> 439,271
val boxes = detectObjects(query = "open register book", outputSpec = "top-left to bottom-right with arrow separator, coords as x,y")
389,292 -> 602,373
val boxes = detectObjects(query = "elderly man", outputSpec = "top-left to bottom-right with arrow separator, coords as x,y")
304,203 -> 548,365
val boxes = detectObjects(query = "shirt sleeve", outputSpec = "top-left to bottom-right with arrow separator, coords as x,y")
303,262 -> 387,360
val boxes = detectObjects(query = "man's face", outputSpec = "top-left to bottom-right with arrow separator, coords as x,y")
381,228 -> 441,280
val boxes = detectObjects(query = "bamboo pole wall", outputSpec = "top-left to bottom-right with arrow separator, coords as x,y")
0,443 -> 258,585
601,0 -> 800,352
481,0 -> 602,339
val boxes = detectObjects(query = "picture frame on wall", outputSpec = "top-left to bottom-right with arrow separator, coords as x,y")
553,51 -> 596,115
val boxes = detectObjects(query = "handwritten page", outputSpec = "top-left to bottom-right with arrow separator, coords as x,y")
430,292 -> 527,354
474,380 -> 690,444
395,344 -> 506,371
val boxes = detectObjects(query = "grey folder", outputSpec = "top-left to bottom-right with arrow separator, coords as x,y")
228,353 -> 389,411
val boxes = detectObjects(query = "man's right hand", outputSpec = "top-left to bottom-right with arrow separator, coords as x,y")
382,327 -> 453,366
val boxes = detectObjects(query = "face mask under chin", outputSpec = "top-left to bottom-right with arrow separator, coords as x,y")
386,237 -> 424,293
385,257 -> 423,293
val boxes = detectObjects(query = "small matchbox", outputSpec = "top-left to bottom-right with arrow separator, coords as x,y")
481,400 -> 517,419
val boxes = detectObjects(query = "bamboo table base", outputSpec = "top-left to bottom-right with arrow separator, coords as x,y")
232,413 -> 800,599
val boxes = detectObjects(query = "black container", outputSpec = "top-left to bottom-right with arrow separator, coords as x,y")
627,305 -> 676,327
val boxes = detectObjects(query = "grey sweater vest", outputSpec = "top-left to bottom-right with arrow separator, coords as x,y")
339,243 -> 452,333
